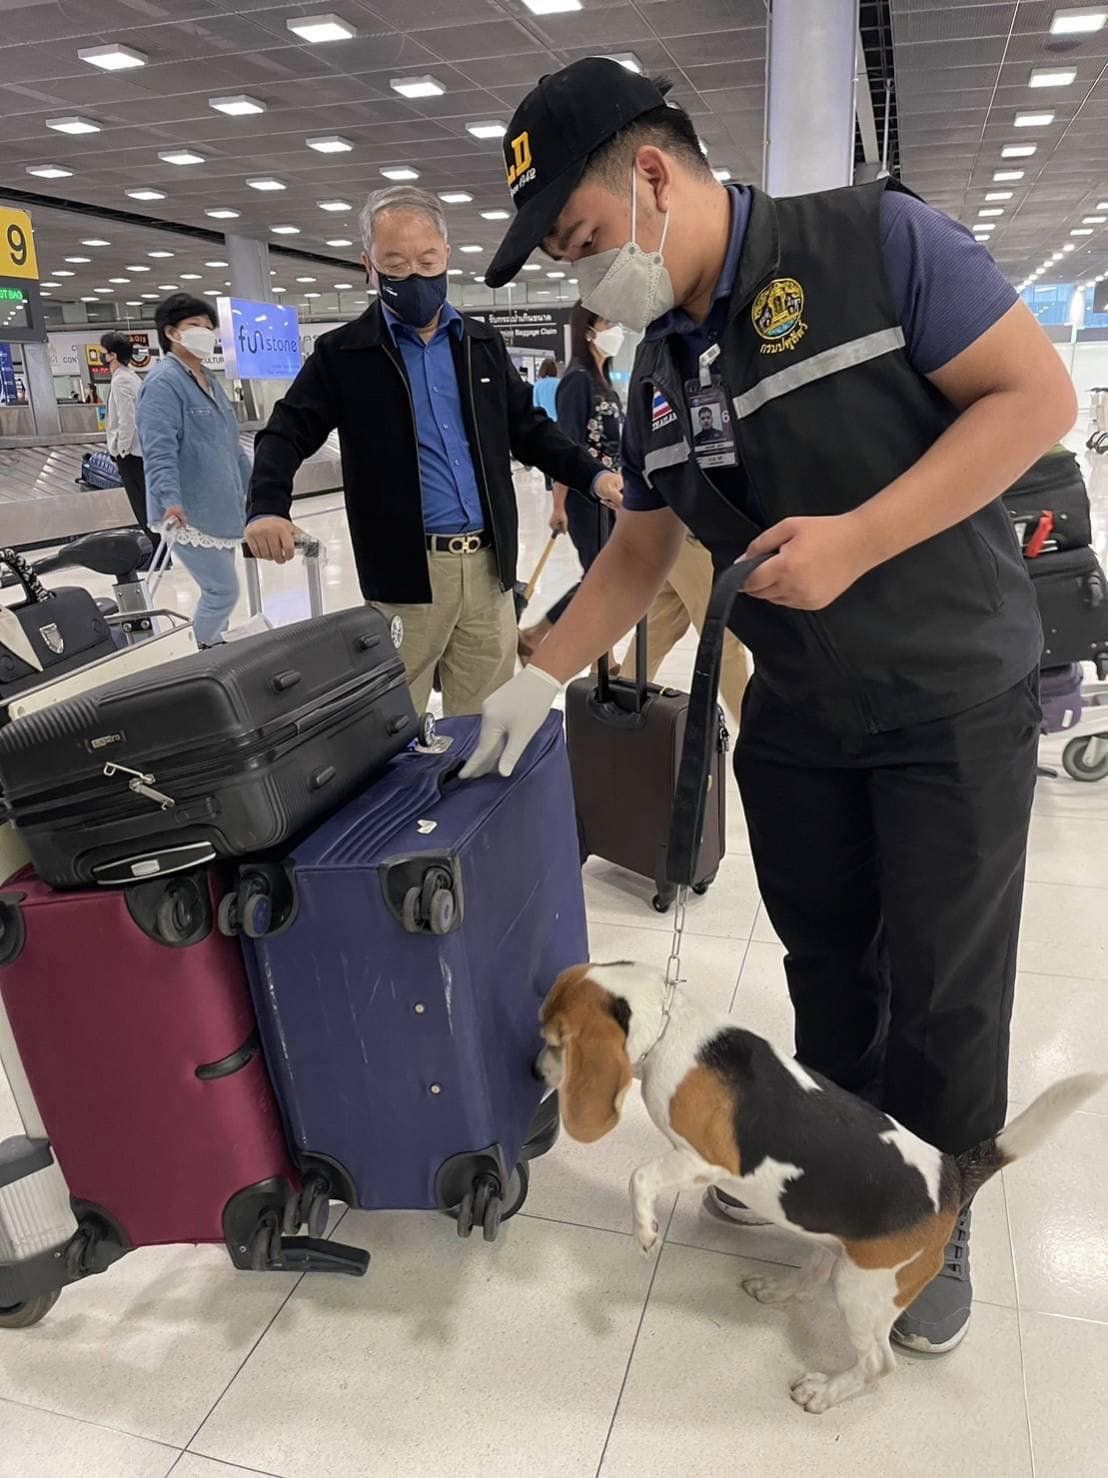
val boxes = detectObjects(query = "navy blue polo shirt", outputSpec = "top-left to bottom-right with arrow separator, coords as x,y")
623,186 -> 1019,511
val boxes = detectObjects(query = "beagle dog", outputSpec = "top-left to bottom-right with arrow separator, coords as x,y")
539,961 -> 1105,1413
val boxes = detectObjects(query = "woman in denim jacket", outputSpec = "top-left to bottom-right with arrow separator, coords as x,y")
138,293 -> 252,645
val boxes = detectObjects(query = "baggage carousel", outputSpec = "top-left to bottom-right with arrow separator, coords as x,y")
0,431 -> 343,551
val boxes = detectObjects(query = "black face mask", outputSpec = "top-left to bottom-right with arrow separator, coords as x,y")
376,270 -> 448,327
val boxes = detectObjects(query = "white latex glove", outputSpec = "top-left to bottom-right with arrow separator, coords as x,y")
459,665 -> 563,779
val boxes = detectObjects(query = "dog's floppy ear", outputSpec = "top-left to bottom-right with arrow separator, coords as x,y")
542,968 -> 632,1143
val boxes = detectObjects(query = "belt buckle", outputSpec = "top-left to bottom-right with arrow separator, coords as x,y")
448,533 -> 481,554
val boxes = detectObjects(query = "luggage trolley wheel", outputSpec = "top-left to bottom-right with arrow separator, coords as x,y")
248,1212 -> 283,1271
0,1290 -> 61,1329
418,711 -> 437,748
1062,734 -> 1108,783
453,1162 -> 529,1242
218,873 -> 274,939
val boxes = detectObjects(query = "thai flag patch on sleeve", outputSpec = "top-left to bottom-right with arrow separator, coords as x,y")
651,389 -> 677,431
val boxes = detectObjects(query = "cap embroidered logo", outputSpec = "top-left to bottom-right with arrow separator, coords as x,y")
507,131 -> 535,196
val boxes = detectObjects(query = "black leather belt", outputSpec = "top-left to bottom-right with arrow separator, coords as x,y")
424,531 -> 491,554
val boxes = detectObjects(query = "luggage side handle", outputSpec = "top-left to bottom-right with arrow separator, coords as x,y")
665,554 -> 770,889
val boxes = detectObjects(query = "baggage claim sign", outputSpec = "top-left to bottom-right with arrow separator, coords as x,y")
216,296 -> 303,381
0,205 -> 48,345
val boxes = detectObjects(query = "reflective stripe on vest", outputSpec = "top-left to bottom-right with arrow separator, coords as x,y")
732,326 -> 906,421
643,438 -> 691,484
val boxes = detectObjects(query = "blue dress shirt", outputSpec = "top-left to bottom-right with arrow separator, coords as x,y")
382,300 -> 484,535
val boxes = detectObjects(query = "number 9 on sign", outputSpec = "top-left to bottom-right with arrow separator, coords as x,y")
0,208 -> 39,280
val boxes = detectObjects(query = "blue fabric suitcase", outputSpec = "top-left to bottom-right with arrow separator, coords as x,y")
76,451 -> 122,489
229,713 -> 587,1240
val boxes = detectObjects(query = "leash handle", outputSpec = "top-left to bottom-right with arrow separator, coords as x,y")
521,530 -> 561,603
665,553 -> 770,888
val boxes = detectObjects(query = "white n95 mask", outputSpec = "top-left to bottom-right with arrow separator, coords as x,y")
176,325 -> 218,358
576,170 -> 675,332
592,324 -> 626,359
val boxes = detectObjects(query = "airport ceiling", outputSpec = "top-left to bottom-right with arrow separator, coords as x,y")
0,0 -> 767,310
0,0 -> 1105,312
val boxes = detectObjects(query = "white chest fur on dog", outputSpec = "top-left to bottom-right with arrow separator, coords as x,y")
539,960 -> 1104,1413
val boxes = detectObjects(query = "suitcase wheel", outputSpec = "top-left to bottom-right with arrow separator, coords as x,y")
652,889 -> 675,914
418,711 -> 437,748
284,1172 -> 331,1240
248,1213 -> 283,1272
1062,734 -> 1108,783
452,1162 -> 529,1242
692,871 -> 718,897
400,867 -> 457,935
0,1290 -> 61,1330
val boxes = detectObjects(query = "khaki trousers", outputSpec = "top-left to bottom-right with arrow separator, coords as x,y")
626,536 -> 750,725
371,547 -> 516,716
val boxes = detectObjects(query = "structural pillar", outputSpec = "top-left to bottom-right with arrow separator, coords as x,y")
225,233 -> 280,422
764,0 -> 859,196
22,340 -> 61,436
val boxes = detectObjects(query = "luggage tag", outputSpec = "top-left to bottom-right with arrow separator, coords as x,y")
686,345 -> 737,471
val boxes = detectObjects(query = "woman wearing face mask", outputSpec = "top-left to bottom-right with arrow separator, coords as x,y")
138,293 -> 253,646
518,304 -> 625,663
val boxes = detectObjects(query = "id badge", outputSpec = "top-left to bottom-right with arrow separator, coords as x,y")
686,378 -> 737,470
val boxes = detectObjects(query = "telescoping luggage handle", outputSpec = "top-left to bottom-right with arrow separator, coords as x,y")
591,497 -> 651,712
242,535 -> 325,621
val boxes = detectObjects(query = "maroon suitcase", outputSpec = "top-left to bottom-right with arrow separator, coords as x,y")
0,867 -> 367,1305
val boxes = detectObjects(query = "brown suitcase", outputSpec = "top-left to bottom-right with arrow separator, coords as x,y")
565,624 -> 728,914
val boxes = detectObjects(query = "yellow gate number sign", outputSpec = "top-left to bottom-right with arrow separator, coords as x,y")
0,207 -> 39,281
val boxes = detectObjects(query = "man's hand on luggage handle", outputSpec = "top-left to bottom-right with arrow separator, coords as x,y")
246,515 -> 306,565
740,513 -> 872,610
458,666 -> 563,780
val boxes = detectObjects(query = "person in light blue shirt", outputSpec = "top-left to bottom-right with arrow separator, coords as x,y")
532,358 -> 560,419
138,293 -> 252,646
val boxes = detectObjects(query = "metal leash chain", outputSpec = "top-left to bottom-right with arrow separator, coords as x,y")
663,884 -> 690,1014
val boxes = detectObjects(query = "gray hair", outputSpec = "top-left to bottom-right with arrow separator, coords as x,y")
358,185 -> 448,254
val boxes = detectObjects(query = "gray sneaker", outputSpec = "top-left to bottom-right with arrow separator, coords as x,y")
891,1208 -> 972,1354
703,1187 -> 772,1227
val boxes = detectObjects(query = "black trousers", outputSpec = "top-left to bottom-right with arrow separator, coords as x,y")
734,669 -> 1040,1155
544,490 -> 613,625
113,454 -> 158,561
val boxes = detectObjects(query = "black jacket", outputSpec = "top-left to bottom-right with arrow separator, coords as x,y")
249,303 -> 601,603
627,179 -> 1041,734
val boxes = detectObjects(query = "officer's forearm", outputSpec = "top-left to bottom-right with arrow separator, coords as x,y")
531,508 -> 686,685
849,381 -> 1076,569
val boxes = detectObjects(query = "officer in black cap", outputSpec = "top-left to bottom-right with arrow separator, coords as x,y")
463,58 -> 1077,1361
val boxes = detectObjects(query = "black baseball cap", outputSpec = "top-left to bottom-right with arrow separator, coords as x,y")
486,58 -> 667,289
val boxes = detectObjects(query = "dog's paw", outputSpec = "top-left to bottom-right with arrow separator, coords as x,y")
633,1217 -> 659,1256
789,1372 -> 836,1414
742,1273 -> 800,1307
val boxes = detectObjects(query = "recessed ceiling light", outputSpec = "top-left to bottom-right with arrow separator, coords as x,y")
713,168 -> 732,182
1029,66 -> 1077,87
317,200 -> 351,212
273,286 -> 287,293
247,177 -> 286,191
333,282 -> 353,289
93,287 -> 113,294
286,13 -> 357,43
1002,144 -> 1037,158
304,291 -> 321,298
296,276 -> 316,283
205,260 -> 228,267
467,121 -> 506,140
480,209 -> 510,221
47,116 -> 100,134
141,292 -> 158,298
547,270 -> 566,278
271,225 -> 301,234
522,263 -> 542,271
78,43 -> 146,70
522,0 -> 582,13
1070,227 -> 1093,234
157,284 -> 179,290
205,208 -> 241,219
535,290 -> 551,297
65,256 -> 91,263
993,170 -> 1025,182
203,290 -> 221,297
159,149 -> 206,166
53,270 -> 74,277
180,273 -> 202,281
1049,8 -> 1107,36
978,208 -> 1005,217
40,281 -> 60,288
1064,242 -> 1077,250
148,250 -> 174,259
390,76 -> 445,98
325,238 -> 353,247
26,164 -> 73,178
126,301 -> 142,307
306,135 -> 353,153
985,191 -> 1013,201
1014,111 -> 1055,128
108,277 -> 129,284
604,52 -> 642,73
438,192 -> 473,204
1095,201 -> 1108,211
127,188 -> 166,201
80,296 -> 99,302
1052,252 -> 1065,260
380,166 -> 419,181
473,274 -> 485,283
81,238 -> 111,247
125,265 -> 151,273
209,95 -> 266,116
447,269 -> 464,276
460,244 -> 482,253
1082,215 -> 1106,223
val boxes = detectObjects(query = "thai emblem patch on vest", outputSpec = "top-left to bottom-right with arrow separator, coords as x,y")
752,277 -> 807,355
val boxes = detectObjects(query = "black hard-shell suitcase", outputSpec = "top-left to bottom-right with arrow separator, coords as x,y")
0,609 -> 419,888
1003,448 -> 1093,553
1028,546 -> 1108,671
